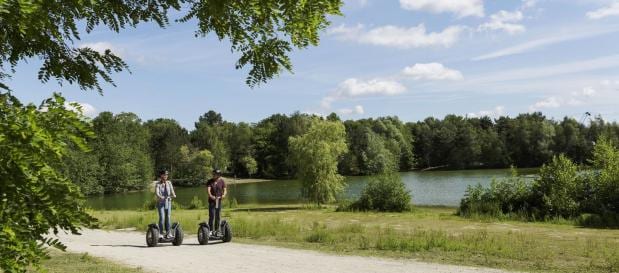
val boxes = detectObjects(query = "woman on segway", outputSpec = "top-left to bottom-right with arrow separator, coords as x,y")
155,170 -> 176,239
206,169 -> 226,236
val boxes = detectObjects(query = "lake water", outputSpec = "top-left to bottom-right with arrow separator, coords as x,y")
87,169 -> 537,210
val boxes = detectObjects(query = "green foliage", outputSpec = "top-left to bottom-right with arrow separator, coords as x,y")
460,140 -> 619,224
240,155 -> 258,177
346,172 -> 412,212
0,0 -> 342,91
532,154 -> 583,218
341,117 -> 414,175
91,112 -> 153,193
187,196 -> 204,210
144,119 -> 189,175
61,145 -> 104,195
0,93 -> 95,273
459,168 -> 533,217
589,136 -> 619,213
226,197 -> 239,209
289,119 -> 348,203
253,112 -> 313,178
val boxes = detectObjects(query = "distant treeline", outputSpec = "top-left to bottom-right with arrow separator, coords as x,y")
63,110 -> 619,195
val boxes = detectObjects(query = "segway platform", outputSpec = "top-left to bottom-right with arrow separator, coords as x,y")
197,220 -> 232,245
146,222 -> 184,247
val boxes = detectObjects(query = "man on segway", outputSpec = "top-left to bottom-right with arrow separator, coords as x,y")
155,170 -> 176,239
206,169 -> 226,236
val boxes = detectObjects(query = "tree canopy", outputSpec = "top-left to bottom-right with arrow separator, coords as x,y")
0,0 -> 343,91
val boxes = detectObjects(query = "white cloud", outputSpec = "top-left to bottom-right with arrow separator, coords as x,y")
322,78 -> 406,108
468,105 -> 505,118
580,86 -> 597,97
328,24 -> 465,49
399,0 -> 484,18
530,86 -> 598,111
338,105 -> 365,115
587,2 -> 619,19
472,27 -> 619,61
79,42 -> 124,57
402,63 -> 463,81
478,10 -> 525,35
346,0 -> 369,8
65,102 -> 98,118
522,0 -> 538,9
529,97 -> 561,111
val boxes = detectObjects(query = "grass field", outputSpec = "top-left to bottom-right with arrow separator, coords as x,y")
91,205 -> 619,273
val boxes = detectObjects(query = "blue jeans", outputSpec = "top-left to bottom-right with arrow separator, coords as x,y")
208,201 -> 221,231
157,200 -> 171,234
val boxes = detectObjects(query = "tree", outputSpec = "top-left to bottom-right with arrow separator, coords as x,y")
589,135 -> 619,214
92,112 -> 153,193
289,119 -> 348,203
144,118 -> 189,174
532,154 -> 582,218
0,94 -> 96,272
61,144 -> 104,195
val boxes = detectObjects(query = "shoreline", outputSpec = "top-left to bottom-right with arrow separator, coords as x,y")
222,176 -> 274,184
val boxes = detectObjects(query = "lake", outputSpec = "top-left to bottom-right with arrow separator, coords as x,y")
87,168 -> 537,210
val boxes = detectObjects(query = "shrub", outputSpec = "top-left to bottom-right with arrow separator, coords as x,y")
532,154 -> 583,218
588,136 -> 619,214
187,196 -> 204,210
348,172 -> 411,212
459,167 -> 534,217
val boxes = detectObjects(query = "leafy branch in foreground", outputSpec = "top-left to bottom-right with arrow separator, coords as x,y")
0,93 -> 96,272
0,0 -> 343,91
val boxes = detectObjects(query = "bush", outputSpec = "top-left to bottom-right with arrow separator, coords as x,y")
532,154 -> 583,218
187,196 -> 204,210
347,172 -> 411,212
226,197 -> 238,209
588,136 -> 619,214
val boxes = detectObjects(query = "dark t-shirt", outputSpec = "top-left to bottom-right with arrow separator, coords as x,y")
206,177 -> 226,203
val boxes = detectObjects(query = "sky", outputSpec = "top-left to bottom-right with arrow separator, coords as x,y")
8,0 -> 619,129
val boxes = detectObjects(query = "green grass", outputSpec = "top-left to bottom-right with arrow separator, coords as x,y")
91,205 -> 619,273
32,250 -> 144,273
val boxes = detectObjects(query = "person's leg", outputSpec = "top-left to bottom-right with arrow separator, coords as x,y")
165,200 -> 171,236
157,203 -> 165,234
208,202 -> 215,231
214,203 -> 221,232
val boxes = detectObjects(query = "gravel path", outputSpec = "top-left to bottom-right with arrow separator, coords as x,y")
55,229 -> 517,273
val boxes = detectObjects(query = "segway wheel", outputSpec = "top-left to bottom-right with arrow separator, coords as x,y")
222,221 -> 232,243
197,225 -> 209,245
146,226 -> 159,247
173,225 -> 184,246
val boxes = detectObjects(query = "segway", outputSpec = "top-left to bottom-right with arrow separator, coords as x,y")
197,197 -> 232,245
146,198 -> 184,247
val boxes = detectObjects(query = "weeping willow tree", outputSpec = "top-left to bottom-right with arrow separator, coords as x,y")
289,119 -> 348,204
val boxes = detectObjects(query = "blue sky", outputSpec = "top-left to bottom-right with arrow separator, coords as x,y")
8,0 -> 619,128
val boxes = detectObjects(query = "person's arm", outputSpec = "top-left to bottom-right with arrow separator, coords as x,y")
222,180 -> 227,199
155,184 -> 164,200
207,185 -> 215,200
169,181 -> 176,198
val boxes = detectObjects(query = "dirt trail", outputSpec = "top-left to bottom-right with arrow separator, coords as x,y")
55,229 -> 517,273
